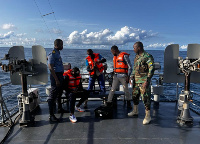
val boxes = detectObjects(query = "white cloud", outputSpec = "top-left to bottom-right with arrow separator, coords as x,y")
0,37 -> 48,47
0,31 -> 47,47
146,42 -> 174,49
16,33 -> 27,37
180,45 -> 187,49
0,31 -> 27,40
0,31 -> 14,39
51,28 -> 62,34
146,43 -> 190,50
67,26 -> 157,45
2,23 -> 17,30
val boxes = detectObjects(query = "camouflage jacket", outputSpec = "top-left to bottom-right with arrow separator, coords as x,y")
131,51 -> 154,83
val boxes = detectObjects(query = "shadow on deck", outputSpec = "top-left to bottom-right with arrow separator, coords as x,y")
1,100 -> 200,144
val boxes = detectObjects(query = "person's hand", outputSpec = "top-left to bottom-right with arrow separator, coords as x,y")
129,79 -> 132,84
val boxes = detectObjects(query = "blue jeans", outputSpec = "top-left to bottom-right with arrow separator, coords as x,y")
87,74 -> 105,92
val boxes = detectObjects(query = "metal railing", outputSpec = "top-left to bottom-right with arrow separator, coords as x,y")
0,82 -> 20,124
151,73 -> 200,114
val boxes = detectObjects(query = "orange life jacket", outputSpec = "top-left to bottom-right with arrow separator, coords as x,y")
86,53 -> 104,75
113,52 -> 130,74
63,69 -> 81,90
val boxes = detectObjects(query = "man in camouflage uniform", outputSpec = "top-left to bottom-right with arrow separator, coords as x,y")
128,41 -> 154,125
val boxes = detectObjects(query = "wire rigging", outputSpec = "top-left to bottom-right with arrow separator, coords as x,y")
47,0 -> 62,37
33,0 -> 53,39
42,12 -> 54,17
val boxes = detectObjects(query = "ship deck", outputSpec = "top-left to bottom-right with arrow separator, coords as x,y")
1,100 -> 200,144
0,101 -> 200,144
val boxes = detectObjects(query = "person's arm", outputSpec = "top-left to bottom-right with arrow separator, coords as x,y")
143,55 -> 154,88
124,55 -> 132,77
48,64 -> 60,87
48,53 -> 61,87
146,55 -> 155,82
86,59 -> 93,72
98,54 -> 106,63
86,59 -> 89,66
124,55 -> 132,82
130,55 -> 136,79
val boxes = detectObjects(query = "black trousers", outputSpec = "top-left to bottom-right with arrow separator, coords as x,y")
49,72 -> 64,101
66,90 -> 89,114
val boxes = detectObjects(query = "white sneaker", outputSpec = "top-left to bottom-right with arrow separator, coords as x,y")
75,106 -> 85,112
69,115 -> 77,123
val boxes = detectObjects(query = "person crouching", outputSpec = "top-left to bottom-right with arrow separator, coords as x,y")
63,67 -> 89,123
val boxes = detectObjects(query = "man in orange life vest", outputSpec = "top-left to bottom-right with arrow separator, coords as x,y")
107,45 -> 132,108
86,49 -> 106,93
63,67 -> 88,123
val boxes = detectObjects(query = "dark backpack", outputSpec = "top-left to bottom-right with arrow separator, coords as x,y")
94,105 -> 113,119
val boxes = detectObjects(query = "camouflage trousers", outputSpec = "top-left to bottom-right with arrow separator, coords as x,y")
132,83 -> 151,110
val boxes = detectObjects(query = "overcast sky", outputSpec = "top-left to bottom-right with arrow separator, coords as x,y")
0,0 -> 200,50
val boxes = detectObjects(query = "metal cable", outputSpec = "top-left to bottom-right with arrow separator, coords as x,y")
33,0 -> 53,39
0,113 -> 21,144
47,0 -> 62,37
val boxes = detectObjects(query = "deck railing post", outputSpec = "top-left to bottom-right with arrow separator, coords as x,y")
0,84 -> 6,123
176,83 -> 178,102
0,84 -> 13,124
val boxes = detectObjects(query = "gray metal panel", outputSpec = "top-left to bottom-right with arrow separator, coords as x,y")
187,44 -> 200,59
187,44 -> 200,83
163,44 -> 184,83
27,45 -> 48,85
8,46 -> 25,85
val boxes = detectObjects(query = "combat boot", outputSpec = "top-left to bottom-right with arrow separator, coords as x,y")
128,105 -> 138,116
49,114 -> 60,122
48,100 -> 59,122
143,110 -> 151,125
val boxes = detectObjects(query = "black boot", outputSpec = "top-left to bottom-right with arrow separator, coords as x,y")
127,100 -> 132,109
49,115 -> 60,122
48,100 -> 59,122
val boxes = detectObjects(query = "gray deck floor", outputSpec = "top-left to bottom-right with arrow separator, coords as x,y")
1,101 -> 200,144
